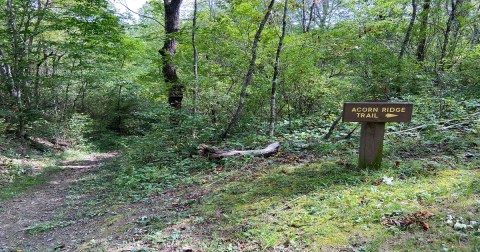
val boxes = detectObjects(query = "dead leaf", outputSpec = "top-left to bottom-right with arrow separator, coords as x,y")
413,211 -> 435,218
418,220 -> 430,230
381,211 -> 435,231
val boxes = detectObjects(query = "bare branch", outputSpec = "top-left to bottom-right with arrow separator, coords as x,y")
111,0 -> 164,27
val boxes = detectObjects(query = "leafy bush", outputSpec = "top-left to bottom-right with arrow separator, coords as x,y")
64,113 -> 95,150
113,109 -> 218,197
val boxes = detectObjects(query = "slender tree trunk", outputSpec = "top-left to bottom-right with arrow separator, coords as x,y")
207,0 -> 216,18
416,0 -> 431,61
306,1 -> 315,32
439,0 -> 457,72
221,0 -> 276,139
5,0 -> 25,137
435,0 -> 459,117
160,0 -> 183,110
269,0 -> 288,137
192,0 -> 199,114
323,112 -> 343,140
470,5 -> 480,45
399,0 -> 417,60
472,23 -> 480,45
301,0 -> 307,32
320,0 -> 328,28
449,0 -> 465,62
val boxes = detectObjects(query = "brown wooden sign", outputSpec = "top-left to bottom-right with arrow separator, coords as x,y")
342,102 -> 413,122
342,102 -> 414,169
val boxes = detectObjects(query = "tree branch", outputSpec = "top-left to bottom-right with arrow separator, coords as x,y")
112,0 -> 164,27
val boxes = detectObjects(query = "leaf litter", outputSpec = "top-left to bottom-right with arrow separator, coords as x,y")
381,211 -> 435,231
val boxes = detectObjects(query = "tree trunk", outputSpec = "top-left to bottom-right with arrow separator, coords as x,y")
416,0 -> 431,62
439,0 -> 457,72
221,0 -> 276,139
301,0 -> 307,32
192,0 -> 199,114
320,0 -> 328,28
269,0 -> 288,137
471,5 -> 480,45
399,0 -> 417,60
160,0 -> 183,110
306,1 -> 315,32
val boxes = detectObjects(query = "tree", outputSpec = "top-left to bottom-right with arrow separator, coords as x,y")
159,0 -> 183,110
1,0 -> 51,136
192,0 -> 199,114
221,0 -> 276,139
398,0 -> 417,60
416,0 -> 431,62
269,0 -> 288,136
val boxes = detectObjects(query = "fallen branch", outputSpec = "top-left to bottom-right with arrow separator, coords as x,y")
199,142 -> 280,159
344,125 -> 359,139
323,112 -> 343,140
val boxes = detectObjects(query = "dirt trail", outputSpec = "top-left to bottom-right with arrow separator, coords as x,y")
0,152 -> 120,251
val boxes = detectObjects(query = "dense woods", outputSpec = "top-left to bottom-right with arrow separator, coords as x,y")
0,0 -> 478,139
0,0 -> 479,251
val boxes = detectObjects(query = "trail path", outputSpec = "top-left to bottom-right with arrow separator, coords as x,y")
0,152 -> 120,251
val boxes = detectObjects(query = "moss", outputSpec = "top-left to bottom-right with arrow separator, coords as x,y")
194,160 -> 480,250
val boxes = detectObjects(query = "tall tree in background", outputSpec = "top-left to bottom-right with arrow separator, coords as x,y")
192,0 -> 199,114
1,0 -> 51,137
398,0 -> 417,60
160,0 -> 183,110
416,0 -> 431,62
221,0 -> 276,139
269,0 -> 288,136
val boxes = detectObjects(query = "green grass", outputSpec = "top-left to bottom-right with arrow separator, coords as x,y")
118,114 -> 479,251
0,166 -> 61,201
194,160 -> 479,251
24,220 -> 76,235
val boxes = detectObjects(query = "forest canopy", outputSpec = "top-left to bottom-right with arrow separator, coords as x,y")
0,0 -> 478,140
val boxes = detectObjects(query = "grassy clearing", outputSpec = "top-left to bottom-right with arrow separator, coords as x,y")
196,163 -> 479,251
110,108 -> 479,251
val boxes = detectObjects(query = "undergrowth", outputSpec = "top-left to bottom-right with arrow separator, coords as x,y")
91,95 -> 479,251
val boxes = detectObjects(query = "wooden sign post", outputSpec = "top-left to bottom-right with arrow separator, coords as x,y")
342,102 -> 413,169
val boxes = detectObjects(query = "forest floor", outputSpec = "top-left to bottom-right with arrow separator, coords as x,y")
0,143 -> 208,252
0,151 -> 122,251
0,108 -> 479,251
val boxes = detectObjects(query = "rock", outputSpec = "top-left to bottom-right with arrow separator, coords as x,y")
445,219 -> 454,227
453,222 -> 467,230
382,176 -> 394,185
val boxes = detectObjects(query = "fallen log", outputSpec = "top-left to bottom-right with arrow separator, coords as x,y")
199,142 -> 280,159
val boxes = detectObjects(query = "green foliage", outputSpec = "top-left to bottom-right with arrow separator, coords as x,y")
64,113 -> 94,149
25,220 -> 76,235
112,108 -> 218,198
